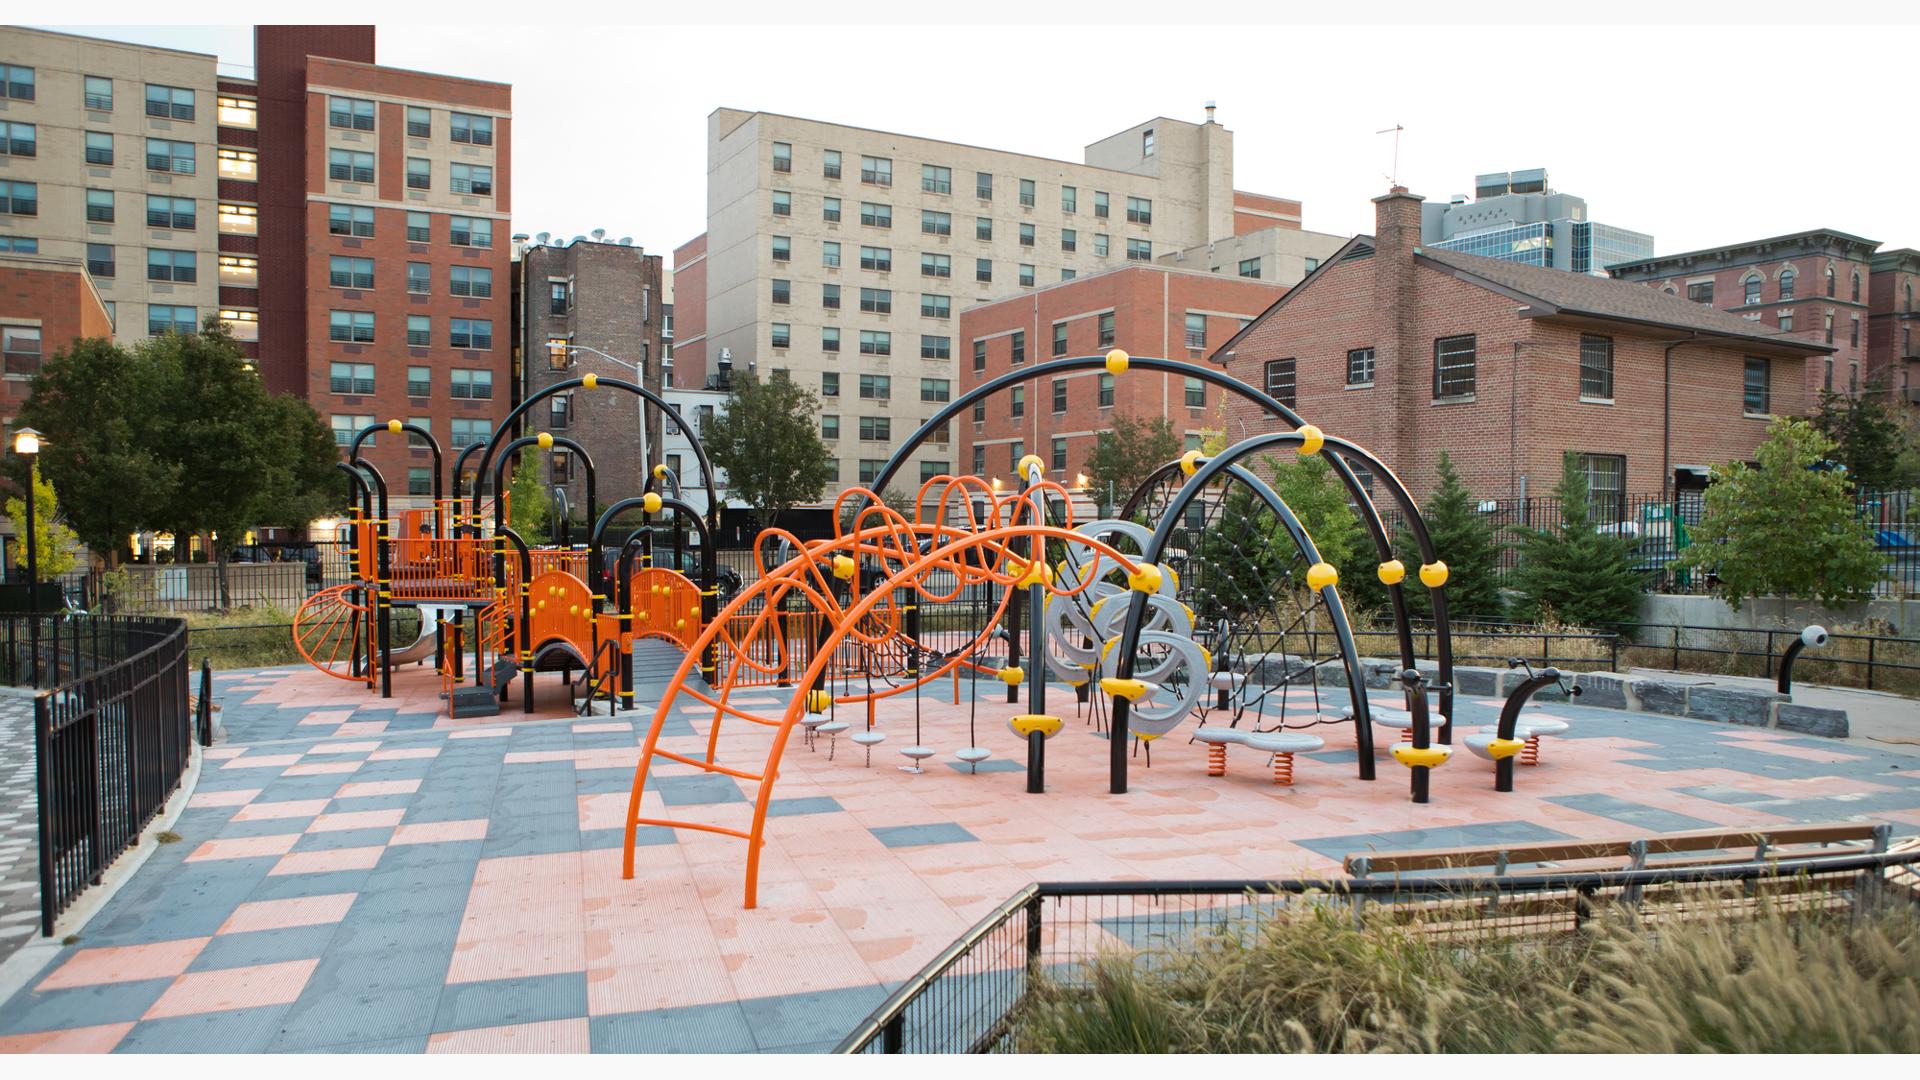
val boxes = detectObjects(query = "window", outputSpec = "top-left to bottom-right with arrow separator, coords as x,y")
1686,281 -> 1713,304
823,149 -> 842,179
1009,442 -> 1024,472
922,460 -> 949,483
451,112 -> 493,146
973,446 -> 986,474
1433,334 -> 1477,398
1739,356 -> 1771,414
1126,197 -> 1153,225
450,266 -> 492,298
1184,313 -> 1206,350
1264,358 -> 1297,409
0,64 -> 31,102
85,131 -> 113,165
1010,330 -> 1026,364
216,148 -> 257,180
330,256 -> 374,290
1743,276 -> 1762,304
822,326 -> 841,352
2,325 -> 42,375
450,163 -> 492,196
1052,322 -> 1069,356
821,414 -> 840,440
1142,129 -> 1155,156
328,149 -> 375,183
1019,264 -> 1035,287
762,277 -> 788,306
408,366 -> 431,397
975,258 -> 992,283
1851,315 -> 1860,347
84,75 -> 112,111
450,319 -> 493,350
770,322 -> 790,349
406,315 -> 430,346
1011,386 -> 1025,418
407,212 -> 430,243
860,201 -> 891,228
451,368 -> 493,399
921,378 -> 951,402
146,138 -> 195,174
1304,257 -> 1320,274
822,283 -> 841,309
1059,184 -> 1078,213
329,310 -> 374,343
763,139 -> 792,173
860,246 -> 890,272
822,371 -> 840,396
1019,179 -> 1035,208
859,373 -> 892,399
218,203 -> 257,235
771,190 -> 791,217
1572,334 -> 1616,400
218,308 -> 258,341
146,249 -> 197,283
0,236 -> 36,253
450,418 -> 493,449
1018,223 -> 1035,248
821,196 -> 841,223
921,253 -> 951,278
1061,269 -> 1076,281
330,204 -> 375,237
920,293 -> 951,319
822,240 -> 840,267
145,83 -> 194,120
406,106 -> 431,138
86,243 -> 114,278
858,460 -> 886,484
861,155 -> 892,185
1126,239 -> 1152,261
330,362 -> 376,394
1238,257 -> 1261,279
407,157 -> 431,190
860,287 -> 891,314
1580,455 -> 1626,520
922,210 -> 951,236
408,262 -> 431,294
1093,190 -> 1109,219
1346,347 -> 1376,386
148,305 -> 196,336
1051,436 -> 1069,471
1825,266 -> 1836,297
406,468 -> 432,497
973,401 -> 986,423
1090,234 -> 1109,259
214,95 -> 256,128
921,335 -> 950,360
86,189 -> 115,223
328,96 -> 375,130
1778,311 -> 1794,333
0,121 -> 33,157
331,415 -> 375,447
1825,312 -> 1835,344
1061,228 -> 1077,253
1853,273 -> 1865,302
1097,312 -> 1116,348
859,331 -> 891,357
973,340 -> 987,372
860,416 -> 892,441
972,172 -> 994,200
450,216 -> 492,248
922,164 -> 951,194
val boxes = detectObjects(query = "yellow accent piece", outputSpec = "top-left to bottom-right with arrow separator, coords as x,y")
1485,737 -> 1526,761
1166,565 -> 1179,591
1391,743 -> 1452,769
806,689 -> 832,713
1008,713 -> 1063,738
638,611 -> 649,622
569,605 -> 579,617
582,373 -> 598,389
675,618 -> 686,630
1295,424 -> 1324,456
1378,559 -> 1406,586
1419,561 -> 1450,588
1104,348 -> 1129,374
1101,637 -> 1118,661
1016,453 -> 1045,479
1128,564 -> 1163,594
1199,646 -> 1213,671
832,555 -> 857,581
652,463 -> 668,480
642,492 -> 663,514
1089,597 -> 1106,621
1100,677 -> 1149,701
998,665 -> 1025,687
536,431 -> 554,450
1306,561 -> 1339,591
387,419 -> 403,434
1179,449 -> 1203,476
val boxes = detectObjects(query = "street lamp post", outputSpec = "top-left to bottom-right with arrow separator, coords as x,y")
13,427 -> 42,688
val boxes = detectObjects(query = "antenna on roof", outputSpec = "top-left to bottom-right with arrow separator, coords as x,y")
1376,123 -> 1405,188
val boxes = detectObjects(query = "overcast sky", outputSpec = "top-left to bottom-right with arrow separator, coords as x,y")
43,14 -> 1920,265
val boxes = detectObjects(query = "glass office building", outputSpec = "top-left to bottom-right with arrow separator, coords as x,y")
1423,170 -> 1652,276
1433,222 -> 1553,267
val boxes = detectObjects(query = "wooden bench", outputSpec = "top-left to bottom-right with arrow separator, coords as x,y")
1342,821 -> 1893,879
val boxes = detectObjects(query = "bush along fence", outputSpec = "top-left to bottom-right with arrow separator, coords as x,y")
33,615 -> 194,935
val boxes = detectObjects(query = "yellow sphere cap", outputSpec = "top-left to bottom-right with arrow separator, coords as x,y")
806,689 -> 832,713
1105,348 -> 1129,374
1179,449 -> 1203,476
1016,453 -> 1045,479
832,554 -> 857,581
582,372 -> 598,389
1377,559 -> 1406,586
1128,564 -> 1163,594
387,419 -> 403,434
642,492 -> 663,514
1295,424 -> 1324,456
568,604 -> 579,616
675,618 -> 686,630
998,665 -> 1024,686
652,463 -> 669,480
1419,561 -> 1450,588
536,431 -> 554,449
1305,561 -> 1339,591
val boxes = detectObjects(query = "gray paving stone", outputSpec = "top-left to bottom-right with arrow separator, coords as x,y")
1775,703 -> 1850,738
1685,687 -> 1778,727
1633,679 -> 1689,716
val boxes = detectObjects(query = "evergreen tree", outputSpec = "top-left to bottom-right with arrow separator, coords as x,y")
703,371 -> 835,530
1267,453 -> 1365,592
1809,377 -> 1920,491
1401,452 -> 1506,622
1190,483 -> 1285,626
506,445 -> 552,541
1509,452 -> 1645,628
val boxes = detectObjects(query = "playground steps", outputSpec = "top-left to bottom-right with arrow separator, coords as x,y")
448,657 -> 518,718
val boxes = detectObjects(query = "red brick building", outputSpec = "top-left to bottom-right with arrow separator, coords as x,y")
957,265 -> 1285,495
0,253 -> 113,428
1215,189 -> 1830,505
1867,248 -> 1919,402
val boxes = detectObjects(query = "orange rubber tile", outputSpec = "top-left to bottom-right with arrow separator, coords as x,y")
368,747 -> 439,761
221,754 -> 303,771
186,834 -> 301,862
304,740 -> 382,755
426,1018 -> 590,1054
334,779 -> 422,799
188,788 -> 261,808
390,819 -> 489,845
332,721 -> 390,737
0,1022 -> 137,1053
231,799 -> 331,822
267,846 -> 386,876
38,938 -> 211,990
143,958 -> 320,1020
218,893 -> 357,936
306,808 -> 406,833
281,761 -> 361,777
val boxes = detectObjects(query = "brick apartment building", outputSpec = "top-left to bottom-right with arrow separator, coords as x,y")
1608,230 -> 1880,403
957,264 -> 1284,497
1867,247 -> 1919,402
1216,189 -> 1831,506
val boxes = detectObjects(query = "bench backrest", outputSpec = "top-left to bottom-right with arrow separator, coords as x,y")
1344,822 -> 1889,877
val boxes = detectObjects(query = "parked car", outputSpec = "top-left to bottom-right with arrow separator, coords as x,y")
228,543 -> 324,587
597,545 -> 741,603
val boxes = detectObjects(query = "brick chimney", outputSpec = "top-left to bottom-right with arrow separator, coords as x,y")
1372,186 -> 1425,471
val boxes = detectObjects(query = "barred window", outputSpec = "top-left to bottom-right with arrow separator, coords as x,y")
1433,334 -> 1476,399
1743,357 -> 1770,415
1346,347 -> 1375,386
1579,334 -> 1614,400
1264,358 -> 1296,409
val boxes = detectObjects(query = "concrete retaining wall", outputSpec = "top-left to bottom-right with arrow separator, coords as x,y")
1639,592 -> 1916,636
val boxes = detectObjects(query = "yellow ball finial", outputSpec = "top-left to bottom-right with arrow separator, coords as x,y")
1420,561 -> 1450,588
536,431 -> 554,450
642,492 -> 663,514
1377,559 -> 1406,586
582,372 -> 598,389
1128,564 -> 1163,594
832,554 -> 857,581
1295,424 -> 1324,456
1179,449 -> 1203,476
568,604 -> 580,617
1105,348 -> 1129,375
1306,561 -> 1339,591
998,665 -> 1024,687
1016,453 -> 1045,480
652,463 -> 669,480
387,419 -> 403,434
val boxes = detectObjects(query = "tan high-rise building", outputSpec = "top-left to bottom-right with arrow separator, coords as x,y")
672,107 -> 1335,501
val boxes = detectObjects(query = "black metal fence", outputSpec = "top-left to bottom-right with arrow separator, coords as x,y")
1614,621 -> 1920,695
837,850 -> 1920,1053
33,615 -> 193,935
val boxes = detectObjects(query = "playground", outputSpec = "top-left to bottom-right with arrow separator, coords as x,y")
2,350 -> 1916,1053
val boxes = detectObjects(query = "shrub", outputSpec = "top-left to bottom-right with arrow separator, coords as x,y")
1508,452 -> 1644,629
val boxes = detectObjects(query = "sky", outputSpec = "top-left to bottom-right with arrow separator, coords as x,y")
41,10 -> 1920,266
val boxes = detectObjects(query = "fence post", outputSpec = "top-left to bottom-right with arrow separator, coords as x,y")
1868,636 -> 1877,691
1764,630 -> 1775,679
882,1014 -> 905,1054
1024,893 -> 1044,980
1672,625 -> 1680,670
196,657 -> 214,747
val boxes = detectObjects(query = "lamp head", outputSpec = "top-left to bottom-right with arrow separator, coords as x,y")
12,427 -> 42,456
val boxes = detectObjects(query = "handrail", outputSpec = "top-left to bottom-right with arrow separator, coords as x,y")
577,637 -> 622,717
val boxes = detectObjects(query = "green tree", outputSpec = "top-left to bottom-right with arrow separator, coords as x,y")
5,462 -> 81,579
1401,452 -> 1506,622
246,394 -> 349,532
1190,483 -> 1286,626
1673,417 -> 1882,609
1508,452 -> 1645,628
1809,377 -> 1920,491
703,372 -> 834,529
506,445 -> 552,541
1268,453 -> 1366,592
1082,413 -> 1182,513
